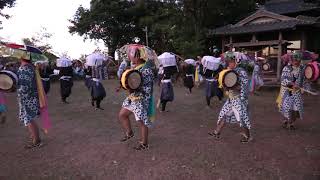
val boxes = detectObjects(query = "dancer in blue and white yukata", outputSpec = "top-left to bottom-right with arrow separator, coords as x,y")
250,60 -> 264,95
276,51 -> 308,130
208,52 -> 251,143
118,46 -> 155,150
17,57 -> 42,148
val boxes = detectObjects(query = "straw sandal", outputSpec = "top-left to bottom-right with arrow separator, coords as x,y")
208,130 -> 220,139
282,121 -> 288,129
288,124 -> 296,130
120,131 -> 134,142
24,140 -> 43,149
0,116 -> 6,124
240,133 -> 253,143
133,142 -> 149,151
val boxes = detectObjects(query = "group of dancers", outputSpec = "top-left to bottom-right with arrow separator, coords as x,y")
0,45 -> 315,149
142,50 -> 312,145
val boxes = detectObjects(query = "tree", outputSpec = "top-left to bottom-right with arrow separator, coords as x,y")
69,0 -> 144,56
22,27 -> 53,52
0,0 -> 16,28
69,0 -> 263,57
22,28 -> 57,63
0,0 -> 14,9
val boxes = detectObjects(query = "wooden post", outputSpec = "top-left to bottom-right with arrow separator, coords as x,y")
251,34 -> 257,42
229,36 -> 233,51
277,32 -> 283,81
300,31 -> 306,51
222,36 -> 225,52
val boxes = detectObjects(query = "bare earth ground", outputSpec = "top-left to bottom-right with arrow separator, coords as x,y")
0,80 -> 319,180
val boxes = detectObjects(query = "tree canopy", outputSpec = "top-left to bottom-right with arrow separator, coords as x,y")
0,0 -> 15,11
22,28 -> 58,63
69,0 -> 263,58
0,0 -> 16,28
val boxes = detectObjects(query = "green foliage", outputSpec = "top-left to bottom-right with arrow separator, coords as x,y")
69,0 -> 262,57
43,51 -> 58,64
0,0 -> 16,28
0,0 -> 14,9
238,61 -> 254,74
21,28 -> 56,63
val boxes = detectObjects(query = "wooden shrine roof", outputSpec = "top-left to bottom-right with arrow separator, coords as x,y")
209,9 -> 319,36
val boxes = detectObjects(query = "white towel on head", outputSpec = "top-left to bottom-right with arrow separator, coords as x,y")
56,57 -> 72,67
184,59 -> 196,66
158,52 -> 176,67
202,56 -> 221,71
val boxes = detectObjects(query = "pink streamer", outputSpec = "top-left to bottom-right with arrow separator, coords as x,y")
0,92 -> 6,105
40,94 -> 51,134
250,77 -> 255,93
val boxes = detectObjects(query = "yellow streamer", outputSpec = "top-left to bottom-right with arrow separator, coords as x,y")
35,67 -> 46,108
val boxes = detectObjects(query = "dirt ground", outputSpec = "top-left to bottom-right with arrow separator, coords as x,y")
0,80 -> 319,180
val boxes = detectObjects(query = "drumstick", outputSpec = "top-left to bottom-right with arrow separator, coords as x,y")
300,88 -> 318,96
156,98 -> 161,109
157,76 -> 165,109
287,87 -> 318,96
172,53 -> 184,61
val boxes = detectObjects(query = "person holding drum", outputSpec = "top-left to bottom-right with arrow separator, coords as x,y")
208,52 -> 251,143
118,46 -> 155,150
277,52 -> 307,130
17,57 -> 42,148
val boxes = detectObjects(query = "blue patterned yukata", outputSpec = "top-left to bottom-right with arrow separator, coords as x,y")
122,62 -> 155,126
278,64 -> 305,120
217,67 -> 250,129
17,64 -> 40,126
250,63 -> 264,92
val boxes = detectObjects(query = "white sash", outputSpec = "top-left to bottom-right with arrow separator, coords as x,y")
60,76 -> 72,81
